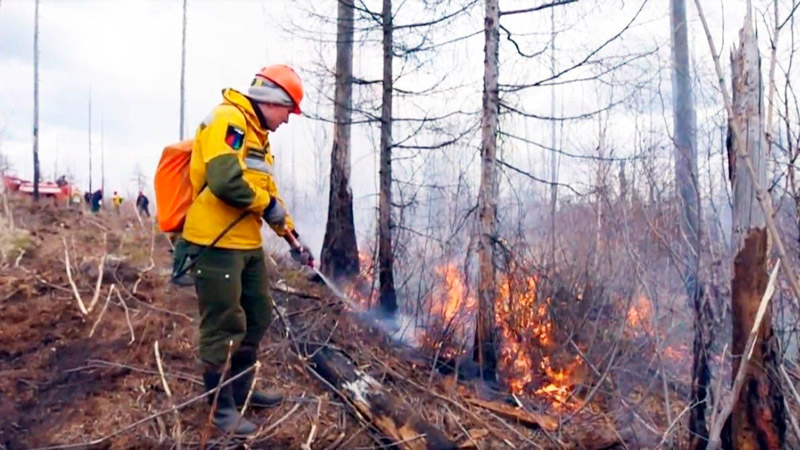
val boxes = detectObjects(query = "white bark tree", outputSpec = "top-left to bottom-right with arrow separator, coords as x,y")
474,0 -> 500,381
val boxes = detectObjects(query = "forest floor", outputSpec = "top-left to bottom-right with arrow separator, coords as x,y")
0,197 -> 660,449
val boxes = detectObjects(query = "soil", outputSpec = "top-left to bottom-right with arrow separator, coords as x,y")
0,199 -> 623,449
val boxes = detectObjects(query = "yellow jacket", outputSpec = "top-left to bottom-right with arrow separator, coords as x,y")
182,88 -> 294,250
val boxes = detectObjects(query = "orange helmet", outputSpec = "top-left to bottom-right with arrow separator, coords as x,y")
254,65 -> 303,114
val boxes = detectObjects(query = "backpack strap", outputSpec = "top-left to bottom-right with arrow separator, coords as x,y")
171,211 -> 249,283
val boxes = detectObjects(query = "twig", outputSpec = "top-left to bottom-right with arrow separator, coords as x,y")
154,341 -> 182,450
707,260 -> 780,449
219,361 -> 261,449
63,236 -> 88,315
443,404 -> 481,450
86,233 -> 108,312
114,287 -> 136,344
201,340 -> 235,449
37,367 -> 254,450
14,249 -> 25,267
780,365 -> 800,442
88,284 -> 115,338
254,401 -> 302,439
301,396 -> 322,450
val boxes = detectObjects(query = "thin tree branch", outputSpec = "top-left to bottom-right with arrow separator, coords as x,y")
500,0 -> 579,16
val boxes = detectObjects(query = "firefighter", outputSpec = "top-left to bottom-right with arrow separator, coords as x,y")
181,64 -> 313,436
136,191 -> 150,218
112,191 -> 123,215
90,189 -> 103,213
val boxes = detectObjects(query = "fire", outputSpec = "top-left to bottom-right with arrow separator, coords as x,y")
434,264 -> 475,323
342,251 -> 378,309
534,356 -> 583,410
626,295 -> 652,335
494,272 -> 582,409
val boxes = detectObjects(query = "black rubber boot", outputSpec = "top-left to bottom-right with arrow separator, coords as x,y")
231,346 -> 283,409
203,370 -> 257,436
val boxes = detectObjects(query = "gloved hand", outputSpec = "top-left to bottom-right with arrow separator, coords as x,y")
290,243 -> 314,268
262,198 -> 286,229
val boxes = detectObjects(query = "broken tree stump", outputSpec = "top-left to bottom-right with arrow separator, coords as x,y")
309,346 -> 457,450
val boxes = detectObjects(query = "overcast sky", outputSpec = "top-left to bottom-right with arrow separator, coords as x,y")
0,0 -> 768,251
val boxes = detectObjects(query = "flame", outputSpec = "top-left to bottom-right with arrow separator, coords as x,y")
342,251 -> 378,309
626,295 -> 652,335
434,264 -> 475,323
494,273 -> 583,409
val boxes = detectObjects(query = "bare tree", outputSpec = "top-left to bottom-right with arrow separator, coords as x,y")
320,0 -> 360,282
100,116 -> 105,194
179,0 -> 187,140
473,0 -> 500,381
377,0 -> 398,315
32,0 -> 40,201
88,94 -> 92,193
669,0 -> 709,446
726,8 -> 785,448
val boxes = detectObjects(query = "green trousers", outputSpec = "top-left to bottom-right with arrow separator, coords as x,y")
190,245 -> 272,366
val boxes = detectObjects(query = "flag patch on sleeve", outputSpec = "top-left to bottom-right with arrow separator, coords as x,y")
224,125 -> 245,150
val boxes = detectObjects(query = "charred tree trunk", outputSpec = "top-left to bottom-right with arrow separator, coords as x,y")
179,0 -> 187,140
725,11 -> 785,449
377,0 -> 397,315
310,346 -> 455,449
321,0 -> 360,281
473,0 -> 499,382
669,0 -> 710,446
32,0 -> 40,201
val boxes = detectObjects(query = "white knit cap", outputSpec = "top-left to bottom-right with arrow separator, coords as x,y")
248,76 -> 294,106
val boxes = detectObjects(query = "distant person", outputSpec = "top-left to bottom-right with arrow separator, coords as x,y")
112,191 -> 123,215
135,191 -> 150,217
83,191 -> 91,206
90,189 -> 102,213
179,64 -> 313,436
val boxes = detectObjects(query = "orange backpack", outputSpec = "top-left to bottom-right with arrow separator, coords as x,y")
154,140 -> 194,232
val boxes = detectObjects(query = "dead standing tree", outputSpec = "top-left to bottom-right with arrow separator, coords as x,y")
179,0 -> 187,140
321,0 -> 360,282
669,0 -> 710,446
32,0 -> 40,201
724,10 -> 786,448
474,0 -> 500,382
377,0 -> 398,314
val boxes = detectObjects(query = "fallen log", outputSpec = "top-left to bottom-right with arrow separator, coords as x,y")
309,346 -> 457,450
464,397 -> 558,431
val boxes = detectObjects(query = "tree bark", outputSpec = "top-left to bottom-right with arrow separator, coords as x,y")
726,10 -> 785,449
180,0 -> 187,140
310,346 -> 455,449
321,0 -> 360,282
32,0 -> 40,201
473,0 -> 499,382
377,0 -> 397,315
669,0 -> 710,446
